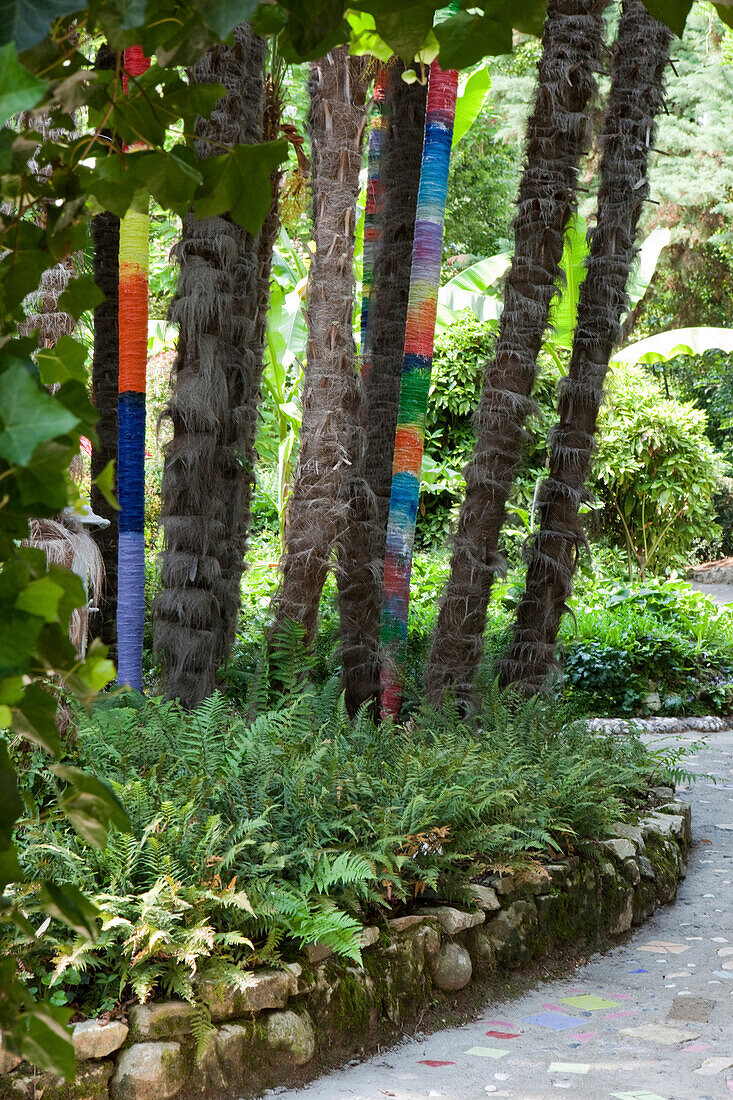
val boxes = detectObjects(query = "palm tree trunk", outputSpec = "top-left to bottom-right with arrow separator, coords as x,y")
90,44 -> 119,655
154,25 -> 265,707
338,63 -> 428,716
501,0 -> 672,692
379,62 -> 459,719
426,0 -> 609,711
117,44 -> 150,692
273,47 -> 368,644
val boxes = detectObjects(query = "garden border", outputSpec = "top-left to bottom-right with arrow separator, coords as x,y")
0,796 -> 692,1100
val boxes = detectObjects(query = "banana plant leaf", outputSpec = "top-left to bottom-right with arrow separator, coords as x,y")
452,66 -> 491,148
610,326 -> 733,366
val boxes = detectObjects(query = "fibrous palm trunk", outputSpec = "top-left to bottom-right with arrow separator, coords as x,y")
90,44 -> 119,654
380,62 -> 459,720
155,25 -> 265,708
337,63 -> 428,716
273,48 -> 368,644
426,0 -> 608,711
501,0 -> 672,692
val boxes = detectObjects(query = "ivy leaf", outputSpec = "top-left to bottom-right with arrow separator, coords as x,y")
17,1003 -> 74,1081
36,334 -> 89,385
373,5 -> 435,62
40,881 -> 99,941
1,0 -> 84,51
192,0 -> 260,39
53,764 -> 131,848
12,682 -> 61,756
56,275 -> 105,321
0,361 -> 80,466
14,576 -> 67,622
195,140 -> 289,234
435,12 -> 513,70
640,0 -> 692,36
71,638 -> 117,697
0,739 -> 23,850
139,148 -> 202,216
0,43 -> 47,123
279,0 -> 346,56
91,460 -> 120,512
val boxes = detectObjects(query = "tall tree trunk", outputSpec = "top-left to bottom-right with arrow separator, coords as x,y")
116,44 -> 151,692
154,25 -> 265,707
90,44 -> 119,655
379,62 -> 459,720
426,0 -> 608,711
272,48 -> 368,643
337,63 -> 428,716
501,0 -> 672,692
90,209 -> 119,653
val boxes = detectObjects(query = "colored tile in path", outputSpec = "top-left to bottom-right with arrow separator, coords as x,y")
464,1047 -> 509,1058
560,995 -> 620,1011
521,1012 -> 590,1030
548,1062 -> 589,1074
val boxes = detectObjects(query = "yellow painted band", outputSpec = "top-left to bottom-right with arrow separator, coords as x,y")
119,206 -> 149,275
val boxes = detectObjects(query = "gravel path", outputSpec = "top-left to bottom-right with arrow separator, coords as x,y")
274,726 -> 733,1100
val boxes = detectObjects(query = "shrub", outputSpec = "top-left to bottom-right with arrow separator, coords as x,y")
593,363 -> 724,578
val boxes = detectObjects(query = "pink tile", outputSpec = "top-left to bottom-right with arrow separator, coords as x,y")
567,1032 -> 594,1043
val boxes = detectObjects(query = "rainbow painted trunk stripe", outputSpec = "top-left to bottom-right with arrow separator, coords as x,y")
359,71 -> 387,380
380,62 -> 458,719
117,45 -> 150,691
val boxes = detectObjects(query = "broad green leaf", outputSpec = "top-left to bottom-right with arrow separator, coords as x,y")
192,0 -> 260,38
0,843 -> 24,889
345,10 -> 393,61
12,682 -> 61,756
0,739 -> 23,849
625,226 -> 670,309
35,335 -> 89,386
91,460 -> 120,512
374,5 -> 435,62
194,141 -> 289,234
0,705 -> 10,727
548,214 -> 589,348
40,881 -> 99,941
53,764 -> 131,848
56,275 -> 105,321
437,251 -> 510,329
452,66 -> 490,149
0,361 -> 79,466
14,576 -> 66,622
73,639 -> 117,695
1,1 -> 84,51
640,0 -> 692,36
280,0 -> 346,56
138,148 -> 202,217
0,43 -> 47,121
435,12 -> 512,71
610,327 -> 733,367
18,1003 -> 74,1080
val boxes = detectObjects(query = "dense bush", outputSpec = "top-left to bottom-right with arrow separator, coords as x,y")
593,363 -> 723,578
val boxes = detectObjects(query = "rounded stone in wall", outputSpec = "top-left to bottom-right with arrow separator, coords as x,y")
265,1009 -> 316,1067
429,941 -> 472,991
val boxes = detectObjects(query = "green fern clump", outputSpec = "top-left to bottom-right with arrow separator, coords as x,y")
9,662 -> 691,1020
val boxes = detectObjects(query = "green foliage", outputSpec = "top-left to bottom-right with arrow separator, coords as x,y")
561,577 -> 733,716
7,674 -> 683,1019
443,103 -> 518,262
593,363 -> 724,579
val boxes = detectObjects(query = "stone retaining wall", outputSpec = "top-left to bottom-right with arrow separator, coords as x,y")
0,799 -> 691,1100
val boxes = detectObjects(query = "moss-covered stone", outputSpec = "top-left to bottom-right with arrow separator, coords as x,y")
264,1010 -> 315,1068
110,1042 -> 185,1100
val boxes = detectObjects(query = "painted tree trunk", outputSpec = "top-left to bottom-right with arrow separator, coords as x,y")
155,25 -> 265,707
338,64 -> 428,716
273,48 -> 368,644
90,44 -> 119,655
116,45 -> 150,691
425,0 -> 609,712
501,0 -> 672,692
380,62 -> 458,720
